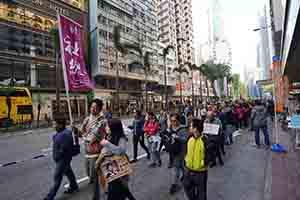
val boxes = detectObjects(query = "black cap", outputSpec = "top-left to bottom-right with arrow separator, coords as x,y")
53,113 -> 67,124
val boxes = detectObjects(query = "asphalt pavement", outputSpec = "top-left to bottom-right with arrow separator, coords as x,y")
0,118 -> 270,200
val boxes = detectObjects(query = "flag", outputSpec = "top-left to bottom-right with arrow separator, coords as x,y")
58,14 -> 93,92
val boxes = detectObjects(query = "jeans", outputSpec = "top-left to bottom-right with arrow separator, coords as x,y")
107,178 -> 136,200
254,125 -> 270,146
133,134 -> 150,160
172,155 -> 184,185
46,160 -> 78,200
224,125 -> 234,144
183,170 -> 207,200
147,136 -> 161,164
85,157 -> 100,200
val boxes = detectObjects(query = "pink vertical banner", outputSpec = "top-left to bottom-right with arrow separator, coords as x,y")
58,14 -> 93,92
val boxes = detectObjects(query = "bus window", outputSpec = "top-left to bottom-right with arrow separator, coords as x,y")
11,90 -> 28,97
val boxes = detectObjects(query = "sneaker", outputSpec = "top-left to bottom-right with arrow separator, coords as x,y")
149,163 -> 157,168
251,143 -> 260,149
64,187 -> 79,194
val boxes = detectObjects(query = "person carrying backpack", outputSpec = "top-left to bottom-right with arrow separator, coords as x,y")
251,100 -> 270,149
183,118 -> 208,200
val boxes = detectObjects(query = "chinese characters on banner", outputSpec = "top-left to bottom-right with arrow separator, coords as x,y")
58,14 -> 93,92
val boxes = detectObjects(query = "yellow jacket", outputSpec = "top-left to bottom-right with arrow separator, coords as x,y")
185,135 -> 207,172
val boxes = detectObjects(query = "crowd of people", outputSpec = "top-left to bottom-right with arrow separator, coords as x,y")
43,98 -> 274,200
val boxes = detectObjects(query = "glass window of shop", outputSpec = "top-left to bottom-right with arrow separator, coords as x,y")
0,24 -> 55,58
0,60 -> 31,86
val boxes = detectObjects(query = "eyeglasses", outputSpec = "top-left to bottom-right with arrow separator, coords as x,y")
170,119 -> 178,123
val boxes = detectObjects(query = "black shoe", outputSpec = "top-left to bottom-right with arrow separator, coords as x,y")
130,159 -> 138,163
147,154 -> 151,160
64,187 -> 79,194
158,160 -> 162,167
149,163 -> 157,168
219,161 -> 224,166
169,184 -> 179,195
168,163 -> 173,168
209,162 -> 216,168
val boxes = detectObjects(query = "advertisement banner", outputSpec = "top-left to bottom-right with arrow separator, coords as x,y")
58,14 -> 93,92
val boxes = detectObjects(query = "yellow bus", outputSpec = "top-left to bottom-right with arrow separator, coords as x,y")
0,87 -> 33,127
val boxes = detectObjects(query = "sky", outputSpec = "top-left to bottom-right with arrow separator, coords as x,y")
192,0 -> 267,81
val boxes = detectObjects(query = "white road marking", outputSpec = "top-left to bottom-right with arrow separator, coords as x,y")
64,153 -> 148,188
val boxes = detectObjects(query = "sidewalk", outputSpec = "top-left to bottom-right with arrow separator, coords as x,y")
266,123 -> 300,200
55,129 -> 269,200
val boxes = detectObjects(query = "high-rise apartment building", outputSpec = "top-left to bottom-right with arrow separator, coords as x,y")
90,0 -> 160,112
175,0 -> 194,65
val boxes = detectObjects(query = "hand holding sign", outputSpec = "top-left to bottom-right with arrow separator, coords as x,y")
203,123 -> 220,135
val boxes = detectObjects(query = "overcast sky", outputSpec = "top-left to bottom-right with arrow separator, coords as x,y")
192,0 -> 267,81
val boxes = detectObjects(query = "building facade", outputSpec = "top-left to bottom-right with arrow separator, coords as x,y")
91,0 -> 161,114
0,0 -> 88,121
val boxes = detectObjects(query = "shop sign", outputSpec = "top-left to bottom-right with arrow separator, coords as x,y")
18,0 -> 83,19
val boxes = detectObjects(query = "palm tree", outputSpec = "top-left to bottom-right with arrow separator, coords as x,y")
50,27 -> 60,115
185,62 -> 198,107
173,64 -> 189,104
162,45 -> 174,110
200,61 -> 231,97
128,50 -> 153,112
113,26 -> 128,116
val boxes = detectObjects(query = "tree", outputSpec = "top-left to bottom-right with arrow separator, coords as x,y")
199,61 -> 231,97
173,64 -> 189,104
113,26 -> 127,116
128,50 -> 153,112
162,45 -> 174,110
50,27 -> 60,116
185,62 -> 198,107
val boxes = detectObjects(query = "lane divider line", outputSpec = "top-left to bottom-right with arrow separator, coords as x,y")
0,153 -> 48,168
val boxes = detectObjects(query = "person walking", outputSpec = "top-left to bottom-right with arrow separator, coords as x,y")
158,110 -> 168,152
78,99 -> 106,200
144,112 -> 162,167
222,103 -> 235,145
183,118 -> 208,200
44,114 -> 79,200
205,111 -> 224,166
251,100 -> 270,149
128,110 -> 150,162
98,119 -> 136,200
166,113 -> 188,194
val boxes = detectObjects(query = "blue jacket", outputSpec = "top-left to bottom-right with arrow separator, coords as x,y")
52,128 -> 73,162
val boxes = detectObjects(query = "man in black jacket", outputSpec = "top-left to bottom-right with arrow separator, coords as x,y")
44,115 -> 78,200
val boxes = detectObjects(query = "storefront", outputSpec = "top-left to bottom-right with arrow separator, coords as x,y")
0,0 -> 89,120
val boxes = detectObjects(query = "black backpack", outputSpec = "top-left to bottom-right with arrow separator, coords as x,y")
202,135 -> 217,166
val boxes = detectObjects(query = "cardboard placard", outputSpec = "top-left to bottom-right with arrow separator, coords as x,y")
203,123 -> 220,135
100,155 -> 132,183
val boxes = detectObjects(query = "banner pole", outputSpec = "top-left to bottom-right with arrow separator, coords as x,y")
57,13 -> 75,144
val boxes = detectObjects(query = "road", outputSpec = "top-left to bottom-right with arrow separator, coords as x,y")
0,118 -> 270,200
0,118 -> 139,200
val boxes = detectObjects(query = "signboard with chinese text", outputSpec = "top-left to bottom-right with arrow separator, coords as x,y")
58,14 -> 93,92
203,123 -> 220,135
100,155 -> 132,184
